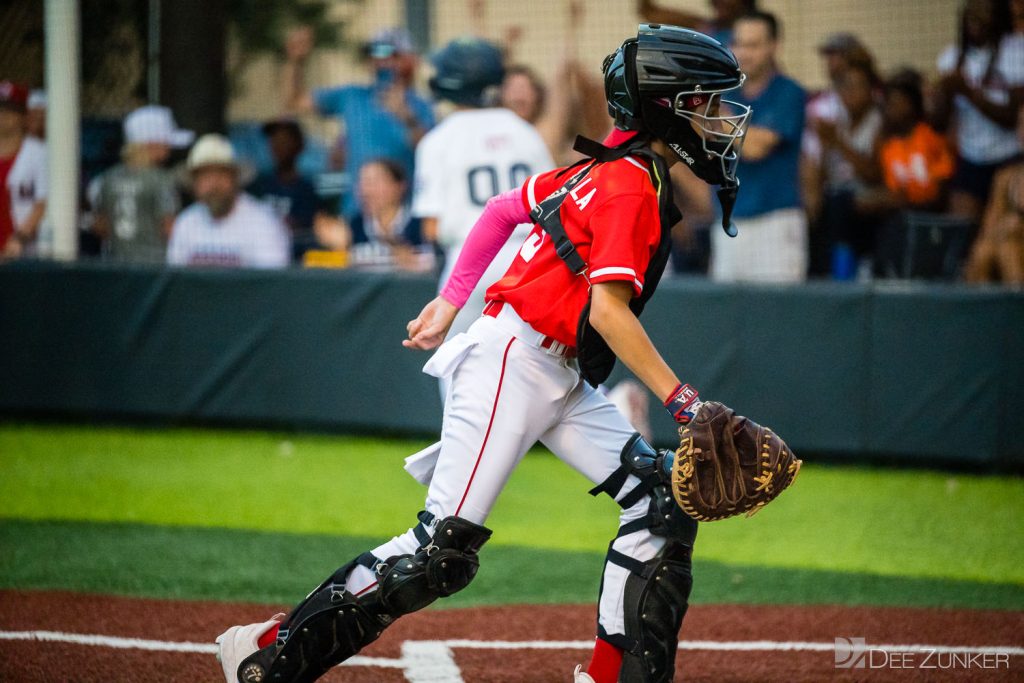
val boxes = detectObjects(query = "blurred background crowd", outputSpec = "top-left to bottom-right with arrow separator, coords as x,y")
2,0 -> 1023,285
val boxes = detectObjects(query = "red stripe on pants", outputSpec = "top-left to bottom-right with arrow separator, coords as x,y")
455,337 -> 515,517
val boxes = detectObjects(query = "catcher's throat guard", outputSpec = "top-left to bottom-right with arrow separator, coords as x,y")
669,401 -> 801,521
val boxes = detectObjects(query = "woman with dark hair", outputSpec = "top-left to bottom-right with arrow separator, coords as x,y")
813,59 -> 886,278
313,157 -> 434,272
498,1 -> 612,164
935,0 -> 1024,225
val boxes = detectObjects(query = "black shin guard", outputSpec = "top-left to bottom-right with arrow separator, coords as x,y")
617,540 -> 694,683
237,516 -> 491,683
591,433 -> 699,683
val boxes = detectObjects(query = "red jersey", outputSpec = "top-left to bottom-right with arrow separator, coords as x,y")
485,156 -> 662,348
0,154 -> 14,249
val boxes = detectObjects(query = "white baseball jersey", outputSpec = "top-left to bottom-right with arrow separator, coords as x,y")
413,107 -> 554,348
6,136 -> 47,229
167,193 -> 290,268
412,107 -> 554,249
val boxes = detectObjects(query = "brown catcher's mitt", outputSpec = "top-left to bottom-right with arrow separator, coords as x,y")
671,401 -> 801,521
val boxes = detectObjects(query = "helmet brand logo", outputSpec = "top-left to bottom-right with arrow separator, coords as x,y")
669,144 -> 695,166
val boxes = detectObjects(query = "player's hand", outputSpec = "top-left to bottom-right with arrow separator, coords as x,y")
403,296 -> 459,350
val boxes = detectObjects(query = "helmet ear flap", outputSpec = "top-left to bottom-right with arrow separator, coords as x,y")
622,39 -> 640,108
604,38 -> 643,130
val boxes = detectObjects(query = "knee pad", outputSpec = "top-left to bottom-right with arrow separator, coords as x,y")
377,515 -> 492,614
241,516 -> 491,683
591,433 -> 698,544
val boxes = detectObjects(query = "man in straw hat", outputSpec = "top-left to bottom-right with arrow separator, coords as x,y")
167,134 -> 289,268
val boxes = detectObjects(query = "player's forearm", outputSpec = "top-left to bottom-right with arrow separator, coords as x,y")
965,88 -> 1022,129
282,60 -> 313,113
589,282 -> 680,401
439,188 -> 529,307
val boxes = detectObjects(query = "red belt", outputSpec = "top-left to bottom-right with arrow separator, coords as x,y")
484,301 -> 576,358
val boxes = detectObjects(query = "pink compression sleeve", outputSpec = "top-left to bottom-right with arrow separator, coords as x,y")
439,187 -> 531,308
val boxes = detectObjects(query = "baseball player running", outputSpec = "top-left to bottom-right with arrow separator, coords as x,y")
217,25 -> 752,683
413,37 -> 554,346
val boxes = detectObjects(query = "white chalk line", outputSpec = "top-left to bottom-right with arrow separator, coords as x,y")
1,630 -> 1021,658
3,630 -> 1021,683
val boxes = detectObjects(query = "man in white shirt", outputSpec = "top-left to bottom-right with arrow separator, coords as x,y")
412,37 -> 554,340
168,134 -> 290,268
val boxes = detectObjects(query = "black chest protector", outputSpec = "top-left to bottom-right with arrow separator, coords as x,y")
529,135 -> 682,387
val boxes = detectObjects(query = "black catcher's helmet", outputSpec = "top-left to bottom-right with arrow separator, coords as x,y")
604,24 -> 750,235
428,37 -> 505,107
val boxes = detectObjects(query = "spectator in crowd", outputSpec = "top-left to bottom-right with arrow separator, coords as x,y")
500,65 -> 545,126
865,70 -> 957,278
814,60 -> 885,279
710,11 -> 806,283
92,105 -> 191,263
316,157 -> 434,272
247,117 -> 319,261
499,1 -> 611,164
283,26 -> 434,220
0,81 -> 46,259
934,0 -> 1024,226
964,105 -> 1024,283
874,70 -> 955,213
26,90 -> 45,140
803,33 -> 875,160
801,34 -> 875,248
637,0 -> 757,47
802,33 -> 877,276
167,134 -> 290,268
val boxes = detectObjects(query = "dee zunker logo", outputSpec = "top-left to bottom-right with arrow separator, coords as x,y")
835,637 -> 1012,670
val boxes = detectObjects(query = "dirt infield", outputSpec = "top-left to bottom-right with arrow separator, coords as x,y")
1,590 -> 1021,682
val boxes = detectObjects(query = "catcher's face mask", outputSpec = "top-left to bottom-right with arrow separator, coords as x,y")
671,86 -> 750,186
642,82 -> 751,236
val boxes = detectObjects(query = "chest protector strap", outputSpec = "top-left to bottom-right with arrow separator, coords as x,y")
529,135 -> 683,387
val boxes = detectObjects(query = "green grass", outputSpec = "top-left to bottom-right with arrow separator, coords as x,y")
3,519 -> 1021,610
1,423 -> 1023,591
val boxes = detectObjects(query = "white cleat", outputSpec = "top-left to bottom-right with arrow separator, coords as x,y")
215,613 -> 284,682
573,664 -> 597,682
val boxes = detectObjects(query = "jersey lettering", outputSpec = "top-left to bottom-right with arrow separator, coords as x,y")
569,177 -> 597,211
518,231 -> 546,262
467,163 -> 536,207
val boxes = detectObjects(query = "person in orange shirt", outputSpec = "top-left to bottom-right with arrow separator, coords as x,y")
862,70 -> 957,278
878,70 -> 955,210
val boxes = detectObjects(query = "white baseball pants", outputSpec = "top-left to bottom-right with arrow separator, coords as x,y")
345,304 -> 665,638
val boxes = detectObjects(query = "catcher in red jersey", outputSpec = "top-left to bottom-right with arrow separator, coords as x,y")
216,25 -> 798,683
